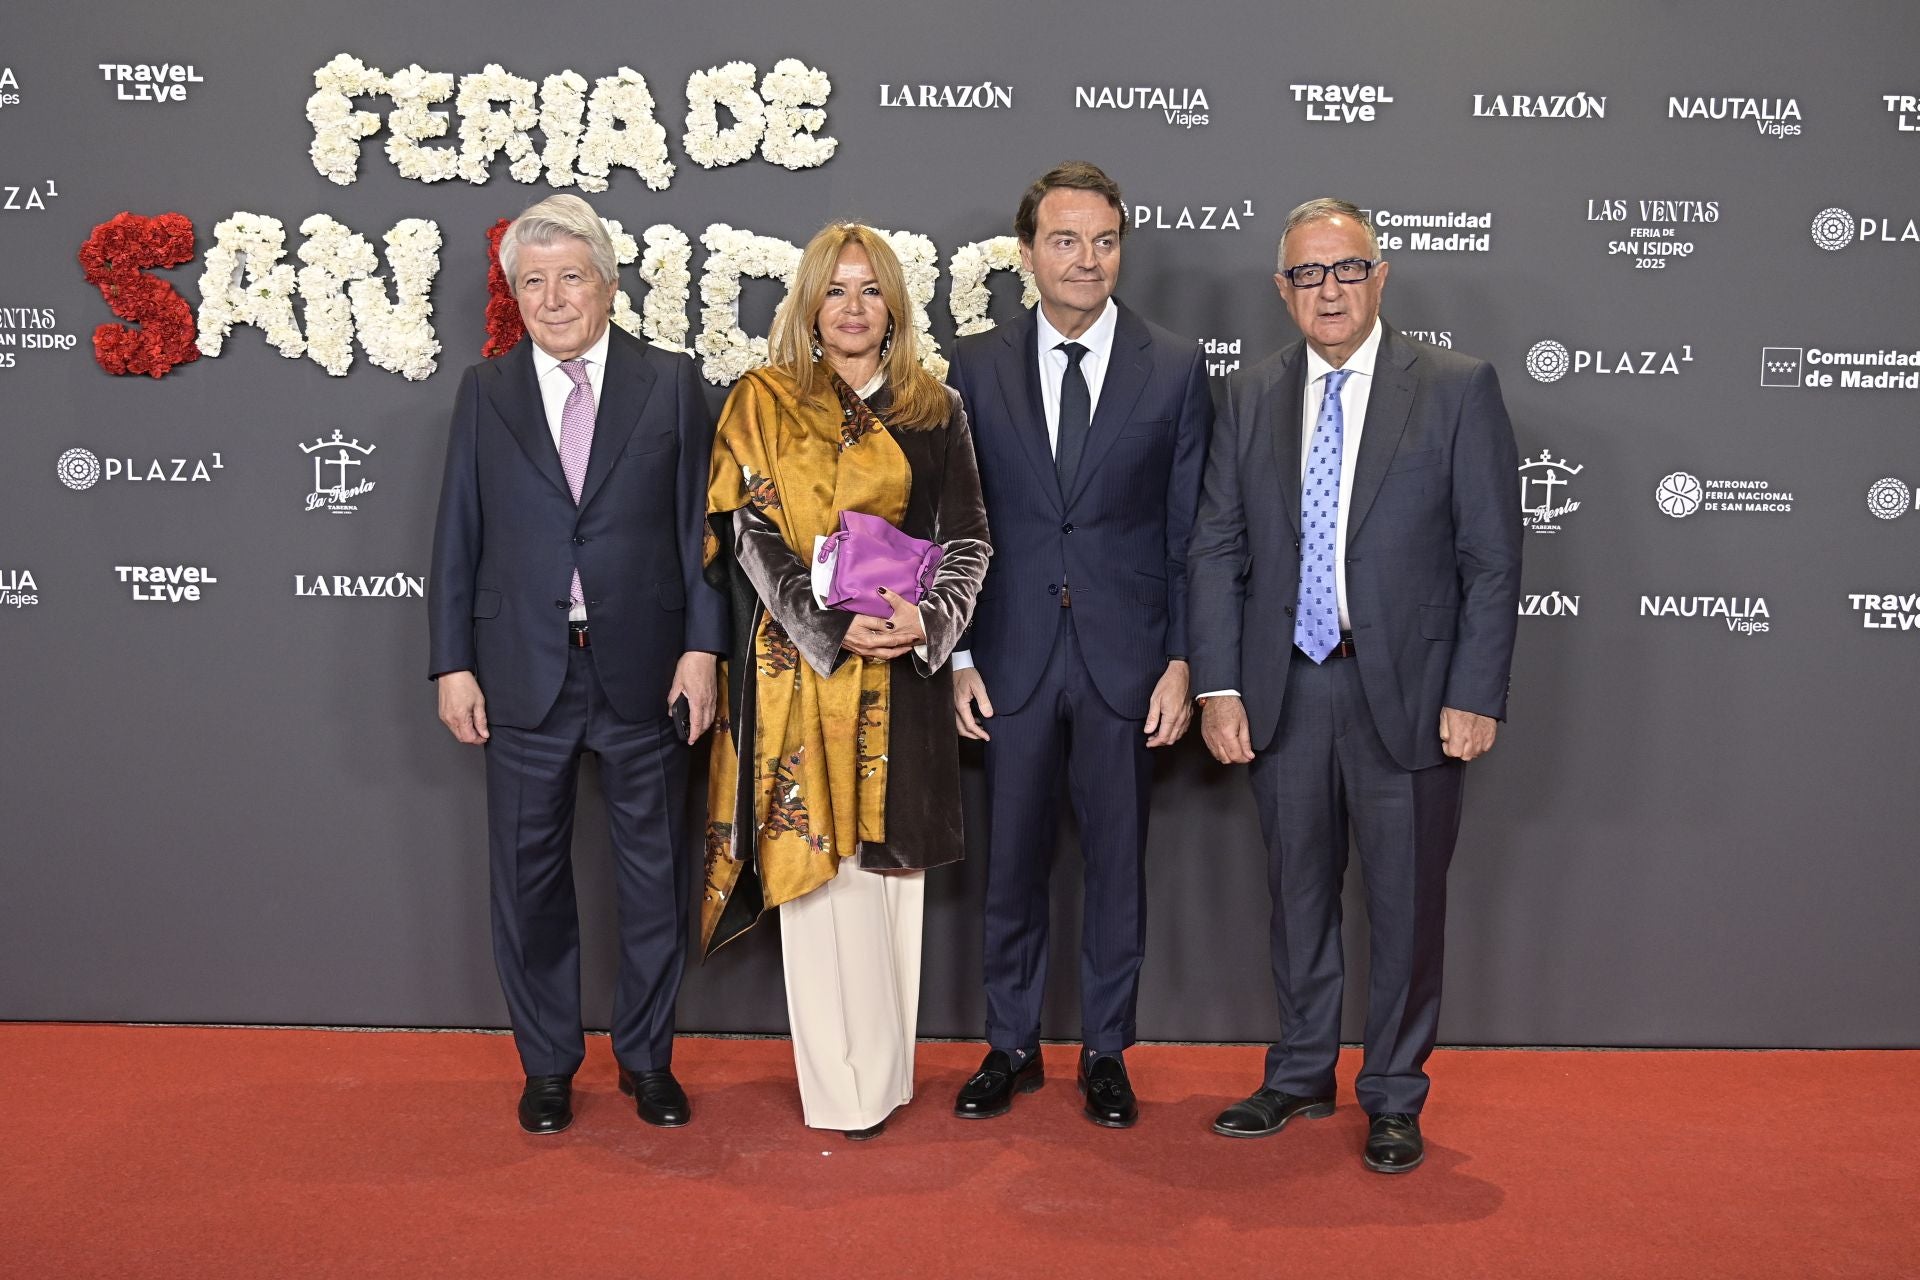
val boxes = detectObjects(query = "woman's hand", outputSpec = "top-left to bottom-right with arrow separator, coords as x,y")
840,586 -> 926,660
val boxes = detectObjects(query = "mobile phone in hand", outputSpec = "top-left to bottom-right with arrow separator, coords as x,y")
671,693 -> 692,743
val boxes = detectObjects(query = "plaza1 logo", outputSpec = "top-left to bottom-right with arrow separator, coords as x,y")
100,62 -> 204,104
114,564 -> 216,603
293,571 -> 424,598
1867,477 -> 1913,520
1526,340 -> 1693,383
57,447 -> 224,490
1666,95 -> 1801,138
0,66 -> 20,111
1130,199 -> 1255,231
879,81 -> 1011,109
2,568 -> 38,609
1074,84 -> 1210,129
1363,208 -> 1490,253
1639,594 -> 1770,635
1654,471 -> 1793,518
1471,91 -> 1606,120
1808,207 -> 1920,252
1587,198 -> 1720,272
0,306 -> 80,370
301,430 -> 377,514
1518,590 -> 1580,618
1518,450 -> 1582,534
1886,95 -> 1920,133
1760,346 -> 1920,391
2,178 -> 58,212
1849,593 -> 1920,631
1290,83 -> 1392,123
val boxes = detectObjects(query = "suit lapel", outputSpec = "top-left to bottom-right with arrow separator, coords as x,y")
994,309 -> 1064,511
494,342 -> 572,500
1065,302 -> 1151,509
1344,327 -> 1417,540
576,329 -> 656,513
1272,343 -> 1309,536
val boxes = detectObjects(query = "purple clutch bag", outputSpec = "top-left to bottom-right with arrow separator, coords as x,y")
816,510 -> 944,619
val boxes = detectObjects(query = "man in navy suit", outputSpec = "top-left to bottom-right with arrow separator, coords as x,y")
1189,199 -> 1521,1172
948,162 -> 1213,1128
429,195 -> 725,1135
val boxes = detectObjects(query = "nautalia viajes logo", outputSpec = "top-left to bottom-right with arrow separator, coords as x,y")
1810,207 -> 1920,251
1,568 -> 38,608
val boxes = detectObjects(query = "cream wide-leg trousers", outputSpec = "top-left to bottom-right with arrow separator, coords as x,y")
777,865 -> 925,1131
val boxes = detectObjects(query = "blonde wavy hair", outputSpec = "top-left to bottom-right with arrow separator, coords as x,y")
768,223 -> 948,430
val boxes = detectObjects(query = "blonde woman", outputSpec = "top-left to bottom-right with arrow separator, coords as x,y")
701,223 -> 991,1139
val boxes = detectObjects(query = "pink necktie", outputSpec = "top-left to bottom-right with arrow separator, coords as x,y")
559,358 -> 594,608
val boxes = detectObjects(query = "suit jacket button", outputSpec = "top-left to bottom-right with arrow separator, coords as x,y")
572,536 -> 588,545
1061,523 -> 1074,534
1285,606 -> 1295,617
1047,584 -> 1059,596
555,599 -> 569,608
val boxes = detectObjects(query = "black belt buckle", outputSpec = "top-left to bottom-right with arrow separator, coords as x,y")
568,621 -> 591,648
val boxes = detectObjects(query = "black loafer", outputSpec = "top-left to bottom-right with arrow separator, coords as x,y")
1077,1053 -> 1138,1129
618,1066 -> 691,1128
1363,1112 -> 1424,1173
517,1074 -> 573,1135
953,1049 -> 1044,1119
1211,1087 -> 1335,1138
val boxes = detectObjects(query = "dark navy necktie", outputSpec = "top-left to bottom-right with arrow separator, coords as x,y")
1294,368 -> 1352,662
1055,341 -> 1091,494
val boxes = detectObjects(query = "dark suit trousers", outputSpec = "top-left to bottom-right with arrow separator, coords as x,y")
1248,650 -> 1464,1116
982,615 -> 1154,1056
483,645 -> 690,1078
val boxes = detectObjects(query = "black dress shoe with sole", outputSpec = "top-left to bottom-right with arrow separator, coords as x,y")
1078,1053 -> 1138,1129
618,1066 -> 692,1128
1363,1112 -> 1424,1173
518,1074 -> 574,1135
953,1049 -> 1044,1119
1210,1087 -> 1335,1138
843,1114 -> 890,1142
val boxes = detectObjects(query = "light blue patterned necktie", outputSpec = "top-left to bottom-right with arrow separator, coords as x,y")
1294,368 -> 1352,663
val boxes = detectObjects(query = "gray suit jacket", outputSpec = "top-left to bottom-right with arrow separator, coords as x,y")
1187,325 -> 1522,770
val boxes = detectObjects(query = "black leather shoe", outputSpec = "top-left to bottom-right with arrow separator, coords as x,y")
517,1074 -> 573,1135
953,1049 -> 1044,1119
1077,1052 -> 1138,1129
1364,1112 -> 1424,1173
1210,1087 -> 1335,1138
618,1066 -> 691,1128
843,1114 -> 890,1142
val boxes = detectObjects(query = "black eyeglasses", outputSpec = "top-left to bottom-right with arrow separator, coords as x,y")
1280,258 -> 1381,288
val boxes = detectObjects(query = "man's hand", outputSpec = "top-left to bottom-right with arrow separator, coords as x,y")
669,651 -> 719,743
841,586 -> 925,661
1143,660 -> 1192,748
1439,706 -> 1498,761
437,670 -> 489,745
1200,694 -> 1254,765
953,667 -> 994,740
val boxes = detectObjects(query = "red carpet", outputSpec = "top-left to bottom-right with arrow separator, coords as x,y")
4,1026 -> 1914,1278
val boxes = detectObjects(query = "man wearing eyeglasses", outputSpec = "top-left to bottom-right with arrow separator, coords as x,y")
1187,198 -> 1521,1173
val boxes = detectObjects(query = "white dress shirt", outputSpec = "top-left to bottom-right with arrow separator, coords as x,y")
530,325 -> 611,622
953,300 -> 1119,675
1197,318 -> 1384,700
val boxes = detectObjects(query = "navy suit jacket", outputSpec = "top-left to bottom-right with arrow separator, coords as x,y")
949,301 -> 1213,719
428,326 -> 727,729
1187,325 -> 1522,771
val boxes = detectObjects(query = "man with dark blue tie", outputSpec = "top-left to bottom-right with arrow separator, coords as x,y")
428,194 -> 725,1134
1189,199 -> 1522,1172
947,162 -> 1213,1128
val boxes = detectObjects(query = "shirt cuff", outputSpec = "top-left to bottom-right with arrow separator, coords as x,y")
951,649 -> 975,671
1196,689 -> 1240,700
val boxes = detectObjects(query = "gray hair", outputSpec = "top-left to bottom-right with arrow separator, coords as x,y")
499,194 -> 618,294
1278,197 -> 1380,268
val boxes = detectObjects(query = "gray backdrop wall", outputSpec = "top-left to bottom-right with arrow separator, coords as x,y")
4,0 -> 1917,1048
